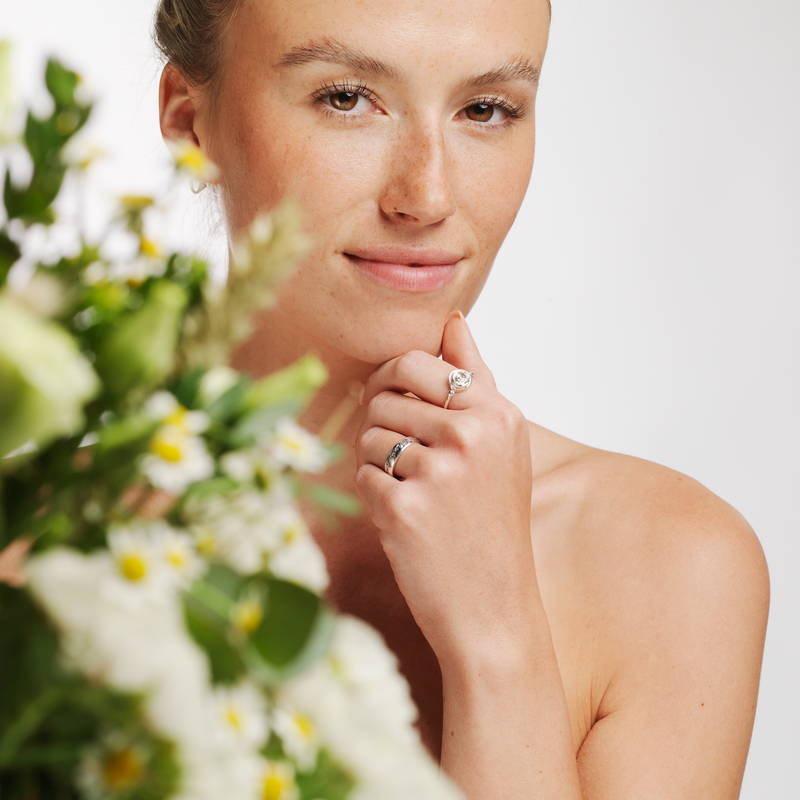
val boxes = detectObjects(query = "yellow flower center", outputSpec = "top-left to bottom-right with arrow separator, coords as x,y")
263,774 -> 292,800
165,406 -> 189,429
167,548 -> 187,569
195,528 -> 216,556
150,428 -> 185,462
120,554 -> 147,582
295,713 -> 314,739
283,525 -> 302,544
226,706 -> 242,730
232,599 -> 263,634
139,237 -> 162,259
280,435 -> 305,455
102,747 -> 144,790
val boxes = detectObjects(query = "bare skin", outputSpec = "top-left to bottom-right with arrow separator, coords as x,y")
159,0 -> 769,796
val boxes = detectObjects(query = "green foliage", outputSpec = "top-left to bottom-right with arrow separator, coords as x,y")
0,48 -> 365,800
297,749 -> 355,800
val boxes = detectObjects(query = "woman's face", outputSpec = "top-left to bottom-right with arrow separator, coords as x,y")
198,0 -> 550,364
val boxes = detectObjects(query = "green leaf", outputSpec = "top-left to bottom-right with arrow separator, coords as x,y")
171,367 -> 205,409
249,578 -> 331,673
205,378 -> 249,423
0,228 -> 20,285
183,592 -> 244,684
96,413 -> 160,452
44,59 -> 79,109
242,354 -> 327,412
303,484 -> 362,517
180,476 -> 239,504
296,748 -> 355,800
230,399 -> 302,447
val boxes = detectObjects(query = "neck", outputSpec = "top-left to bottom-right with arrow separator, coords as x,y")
230,305 -> 372,490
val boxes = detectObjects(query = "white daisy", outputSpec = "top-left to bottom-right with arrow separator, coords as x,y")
269,418 -> 327,473
140,392 -> 214,494
105,525 -> 171,604
152,526 -> 205,586
268,509 -> 329,594
272,702 -> 320,772
257,759 -> 299,800
166,139 -> 220,183
184,490 -> 291,575
210,682 -> 269,751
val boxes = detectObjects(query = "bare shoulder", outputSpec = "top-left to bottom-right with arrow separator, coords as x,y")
527,421 -> 770,783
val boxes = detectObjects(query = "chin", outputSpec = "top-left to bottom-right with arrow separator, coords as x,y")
323,313 -> 448,366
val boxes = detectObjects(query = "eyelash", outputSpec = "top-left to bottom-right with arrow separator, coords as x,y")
311,81 -> 525,127
312,80 -> 380,118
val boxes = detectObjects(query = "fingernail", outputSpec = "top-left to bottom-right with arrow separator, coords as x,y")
358,384 -> 365,405
457,310 -> 466,323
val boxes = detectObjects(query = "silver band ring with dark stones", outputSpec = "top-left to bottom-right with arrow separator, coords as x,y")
444,369 -> 473,409
384,437 -> 422,479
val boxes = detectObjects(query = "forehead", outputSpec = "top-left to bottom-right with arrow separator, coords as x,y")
232,0 -> 550,76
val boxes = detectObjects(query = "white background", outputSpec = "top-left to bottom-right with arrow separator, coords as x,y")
3,1 -> 798,796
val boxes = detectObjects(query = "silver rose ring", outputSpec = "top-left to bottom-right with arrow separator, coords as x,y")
443,369 -> 473,409
384,437 -> 421,479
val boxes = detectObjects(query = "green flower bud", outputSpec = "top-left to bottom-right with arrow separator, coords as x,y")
243,354 -> 327,411
95,280 -> 187,398
0,296 -> 99,458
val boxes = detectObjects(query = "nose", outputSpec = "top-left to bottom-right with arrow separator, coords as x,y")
379,123 -> 457,226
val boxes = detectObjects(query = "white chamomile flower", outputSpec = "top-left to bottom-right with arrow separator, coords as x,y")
166,138 -> 220,183
184,490 -> 286,575
105,525 -> 170,603
76,735 -> 147,800
270,418 -> 327,473
153,526 -> 205,586
140,392 -> 214,494
272,702 -> 320,772
257,759 -> 299,800
145,391 -> 211,434
210,682 -> 269,751
268,509 -> 329,593
220,450 -> 257,483
199,365 -> 240,405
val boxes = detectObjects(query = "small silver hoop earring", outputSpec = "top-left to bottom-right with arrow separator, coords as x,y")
190,180 -> 207,194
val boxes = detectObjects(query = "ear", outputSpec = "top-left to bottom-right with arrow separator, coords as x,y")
159,64 -> 200,147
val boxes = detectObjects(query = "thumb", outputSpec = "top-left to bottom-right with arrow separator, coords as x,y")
441,311 -> 496,388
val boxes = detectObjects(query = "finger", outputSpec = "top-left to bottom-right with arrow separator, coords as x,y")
358,391 -> 450,447
361,349 -> 489,410
441,311 -> 496,388
356,426 -> 428,480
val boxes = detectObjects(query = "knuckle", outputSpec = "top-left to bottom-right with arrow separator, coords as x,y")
394,350 -> 426,382
368,390 -> 394,416
449,415 -> 483,452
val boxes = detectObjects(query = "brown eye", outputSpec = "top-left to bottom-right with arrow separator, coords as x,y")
329,91 -> 359,111
465,103 -> 495,123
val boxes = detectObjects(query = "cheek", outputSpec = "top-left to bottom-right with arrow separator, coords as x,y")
214,105 -> 387,240
450,130 -> 536,254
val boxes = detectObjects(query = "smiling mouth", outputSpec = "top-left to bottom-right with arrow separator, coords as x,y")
343,251 -> 461,292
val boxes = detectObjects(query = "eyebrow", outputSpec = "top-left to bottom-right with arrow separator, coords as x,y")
277,37 -> 540,89
459,58 -> 541,91
276,37 -> 403,80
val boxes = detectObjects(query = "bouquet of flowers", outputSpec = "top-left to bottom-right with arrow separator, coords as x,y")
0,45 -> 461,800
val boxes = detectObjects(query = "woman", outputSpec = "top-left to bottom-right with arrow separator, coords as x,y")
157,0 -> 769,796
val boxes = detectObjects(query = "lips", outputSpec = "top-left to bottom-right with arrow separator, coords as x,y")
343,247 -> 462,292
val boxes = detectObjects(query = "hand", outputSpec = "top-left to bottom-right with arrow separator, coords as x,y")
354,312 -> 537,667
